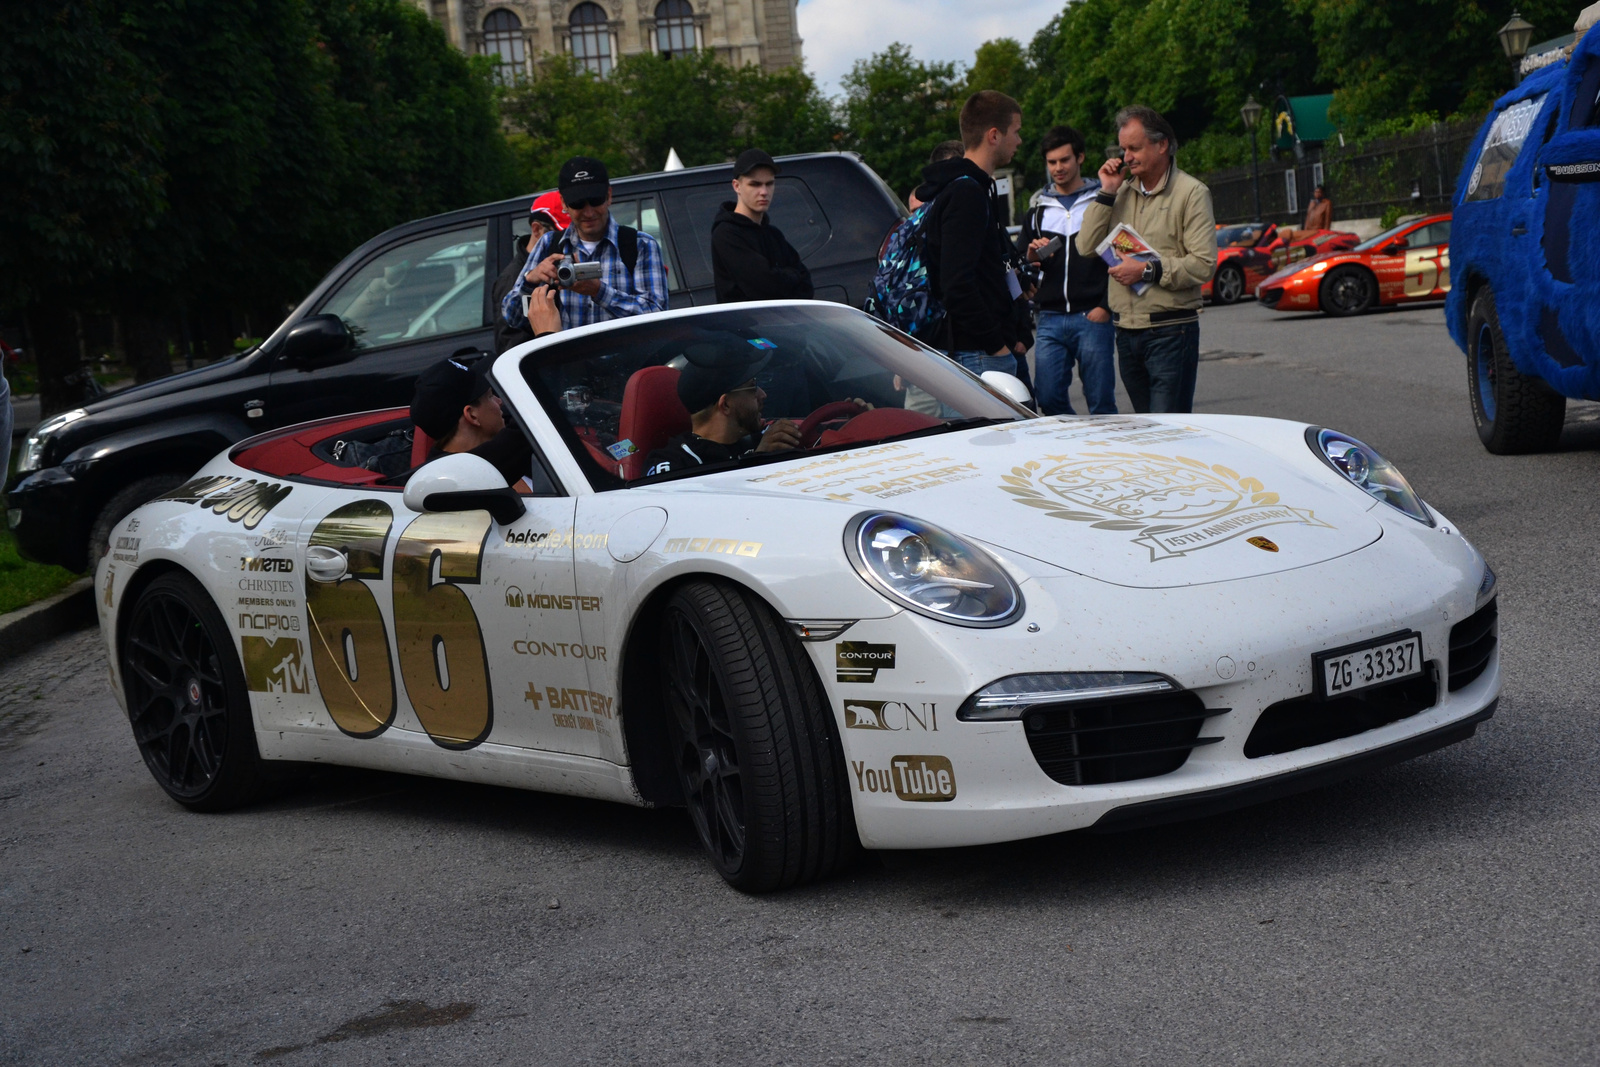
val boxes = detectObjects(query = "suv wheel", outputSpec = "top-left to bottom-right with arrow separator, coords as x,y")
1468,287 -> 1565,454
89,473 -> 189,565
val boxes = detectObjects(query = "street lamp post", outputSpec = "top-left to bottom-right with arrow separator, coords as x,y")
1241,94 -> 1264,223
1498,12 -> 1535,85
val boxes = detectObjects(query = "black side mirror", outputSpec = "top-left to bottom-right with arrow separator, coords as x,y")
281,314 -> 355,366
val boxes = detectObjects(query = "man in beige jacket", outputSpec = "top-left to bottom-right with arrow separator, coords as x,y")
1077,106 -> 1216,413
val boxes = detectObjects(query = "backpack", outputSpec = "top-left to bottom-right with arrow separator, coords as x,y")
863,177 -> 980,342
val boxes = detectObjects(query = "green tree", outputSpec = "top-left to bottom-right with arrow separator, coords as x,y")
731,63 -> 841,158
840,44 -> 963,200
501,54 -> 630,189
0,0 -> 166,412
1287,0 -> 1574,134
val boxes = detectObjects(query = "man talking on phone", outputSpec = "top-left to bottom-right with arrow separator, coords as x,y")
1076,106 -> 1216,414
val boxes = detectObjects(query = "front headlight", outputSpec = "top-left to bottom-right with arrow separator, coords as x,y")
1307,426 -> 1432,525
958,672 -> 1177,721
17,408 -> 87,473
844,512 -> 1022,627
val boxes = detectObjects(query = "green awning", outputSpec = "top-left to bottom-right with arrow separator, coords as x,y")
1271,94 -> 1337,150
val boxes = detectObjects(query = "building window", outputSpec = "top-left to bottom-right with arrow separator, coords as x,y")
482,9 -> 526,84
569,3 -> 612,76
655,0 -> 696,58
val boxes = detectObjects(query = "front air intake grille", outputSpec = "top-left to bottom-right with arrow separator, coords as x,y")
1258,286 -> 1284,308
1244,671 -> 1438,758
1448,598 -> 1497,692
1023,691 -> 1221,786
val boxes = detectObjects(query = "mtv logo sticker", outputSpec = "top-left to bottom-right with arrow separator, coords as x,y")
242,636 -> 310,694
836,641 -> 895,683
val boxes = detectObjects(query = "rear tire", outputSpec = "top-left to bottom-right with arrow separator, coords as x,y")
1213,264 -> 1246,305
1468,287 -> 1565,454
89,473 -> 188,566
120,571 -> 272,811
1321,265 -> 1375,316
659,580 -> 858,892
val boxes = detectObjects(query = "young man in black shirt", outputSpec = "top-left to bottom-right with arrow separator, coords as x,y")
913,91 -> 1026,379
643,347 -> 799,476
711,149 -> 814,303
1015,124 -> 1115,415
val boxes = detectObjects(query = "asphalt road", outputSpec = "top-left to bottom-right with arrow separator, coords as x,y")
4,300 -> 1599,1065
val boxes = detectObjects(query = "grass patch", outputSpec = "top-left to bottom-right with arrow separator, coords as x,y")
0,522 -> 82,615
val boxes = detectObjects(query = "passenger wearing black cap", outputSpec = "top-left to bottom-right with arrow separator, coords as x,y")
502,155 -> 668,333
411,289 -> 561,484
642,345 -> 800,476
711,149 -> 813,304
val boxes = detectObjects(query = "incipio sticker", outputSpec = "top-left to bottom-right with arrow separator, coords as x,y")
748,338 -> 777,350
607,439 -> 638,459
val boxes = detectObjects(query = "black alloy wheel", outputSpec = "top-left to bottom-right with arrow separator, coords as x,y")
1467,286 -> 1565,454
659,580 -> 857,892
121,572 -> 271,811
1213,264 -> 1246,305
1321,265 -> 1375,316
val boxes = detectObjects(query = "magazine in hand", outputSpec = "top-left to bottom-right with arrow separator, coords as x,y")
1096,223 -> 1158,295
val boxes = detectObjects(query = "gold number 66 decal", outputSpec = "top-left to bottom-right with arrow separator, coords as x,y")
305,502 -> 494,749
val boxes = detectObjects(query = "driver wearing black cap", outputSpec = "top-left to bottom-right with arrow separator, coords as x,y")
642,346 -> 800,476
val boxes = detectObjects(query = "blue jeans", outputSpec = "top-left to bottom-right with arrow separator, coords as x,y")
954,350 -> 1021,378
1115,321 -> 1200,413
1034,310 -> 1117,416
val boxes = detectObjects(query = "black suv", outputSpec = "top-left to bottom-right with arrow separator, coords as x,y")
9,152 -> 903,571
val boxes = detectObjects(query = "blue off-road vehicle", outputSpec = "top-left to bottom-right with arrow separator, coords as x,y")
1448,24 -> 1600,453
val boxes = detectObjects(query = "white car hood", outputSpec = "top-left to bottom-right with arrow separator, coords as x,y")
715,415 -> 1384,589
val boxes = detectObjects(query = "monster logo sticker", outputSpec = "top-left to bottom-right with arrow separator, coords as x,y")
1001,452 -> 1332,560
241,636 -> 311,694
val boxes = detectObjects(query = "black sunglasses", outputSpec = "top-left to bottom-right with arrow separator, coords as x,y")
566,195 -> 607,210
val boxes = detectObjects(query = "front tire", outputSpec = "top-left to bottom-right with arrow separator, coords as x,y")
1213,264 -> 1246,305
120,571 -> 272,811
659,580 -> 857,892
1321,265 -> 1375,316
1468,286 -> 1565,454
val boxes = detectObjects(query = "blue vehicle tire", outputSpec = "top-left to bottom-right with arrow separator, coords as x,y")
1467,287 -> 1565,454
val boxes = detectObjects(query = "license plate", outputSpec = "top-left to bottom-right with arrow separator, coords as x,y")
1315,632 -> 1424,698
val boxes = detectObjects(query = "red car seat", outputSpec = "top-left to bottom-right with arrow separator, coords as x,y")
616,366 -> 689,480
410,427 -> 435,468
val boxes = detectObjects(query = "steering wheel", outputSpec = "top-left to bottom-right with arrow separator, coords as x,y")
797,400 -> 868,448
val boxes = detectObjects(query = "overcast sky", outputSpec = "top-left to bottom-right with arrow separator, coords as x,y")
796,0 -> 1064,96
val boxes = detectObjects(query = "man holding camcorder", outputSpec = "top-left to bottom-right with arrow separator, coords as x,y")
502,156 -> 669,334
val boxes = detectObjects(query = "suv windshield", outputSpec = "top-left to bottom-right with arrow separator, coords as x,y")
520,304 -> 1026,490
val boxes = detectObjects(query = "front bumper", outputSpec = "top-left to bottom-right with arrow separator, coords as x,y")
7,467 -> 87,571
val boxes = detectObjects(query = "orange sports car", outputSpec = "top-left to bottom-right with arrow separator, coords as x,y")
1205,223 -> 1359,304
1256,213 -> 1452,316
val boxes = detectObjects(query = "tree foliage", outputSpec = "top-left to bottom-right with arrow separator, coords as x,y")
839,44 -> 963,200
502,51 -> 837,189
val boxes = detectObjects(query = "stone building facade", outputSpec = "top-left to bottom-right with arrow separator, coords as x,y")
414,0 -> 803,77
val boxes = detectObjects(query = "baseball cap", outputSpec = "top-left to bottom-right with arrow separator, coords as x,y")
733,149 -> 778,178
529,190 -> 571,231
676,342 -> 770,414
410,357 -> 493,440
558,157 -> 610,204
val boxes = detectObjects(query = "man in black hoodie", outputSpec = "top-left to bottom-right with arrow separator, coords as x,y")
915,90 -> 1025,379
712,149 -> 813,303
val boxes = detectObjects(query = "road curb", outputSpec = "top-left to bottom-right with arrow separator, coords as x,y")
0,578 -> 96,665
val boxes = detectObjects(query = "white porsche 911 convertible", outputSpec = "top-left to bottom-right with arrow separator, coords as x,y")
97,301 -> 1499,891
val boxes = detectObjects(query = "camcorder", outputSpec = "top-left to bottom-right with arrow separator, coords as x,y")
554,260 -> 602,288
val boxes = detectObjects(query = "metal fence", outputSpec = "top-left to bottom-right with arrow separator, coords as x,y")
1203,116 -> 1486,226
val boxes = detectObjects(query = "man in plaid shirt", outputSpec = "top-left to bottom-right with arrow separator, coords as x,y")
502,156 -> 668,333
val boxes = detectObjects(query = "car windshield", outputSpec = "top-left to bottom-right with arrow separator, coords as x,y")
1217,224 -> 1262,248
520,303 -> 1028,490
1353,221 -> 1418,252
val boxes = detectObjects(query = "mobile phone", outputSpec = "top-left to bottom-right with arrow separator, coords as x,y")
1037,235 -> 1063,259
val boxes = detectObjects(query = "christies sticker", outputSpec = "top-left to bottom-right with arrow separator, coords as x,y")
1314,630 -> 1424,699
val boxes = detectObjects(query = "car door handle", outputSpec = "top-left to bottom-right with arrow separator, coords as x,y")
451,346 -> 488,361
306,545 -> 348,583
1512,224 -> 1528,236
